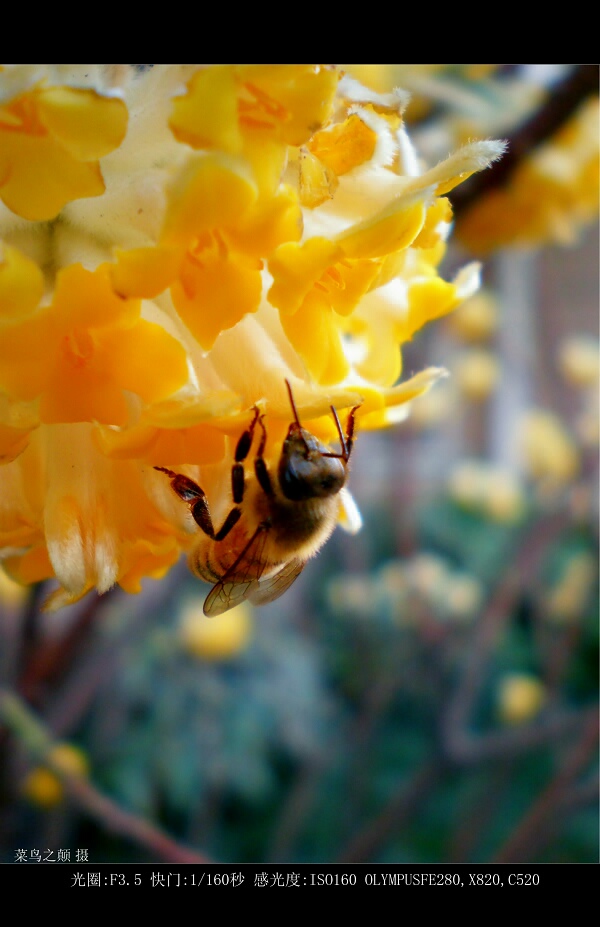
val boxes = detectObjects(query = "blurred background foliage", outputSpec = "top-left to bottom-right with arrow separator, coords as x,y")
1,63 -> 598,865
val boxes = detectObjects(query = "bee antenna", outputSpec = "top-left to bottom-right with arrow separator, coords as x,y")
285,379 -> 310,455
285,379 -> 303,429
330,404 -> 348,457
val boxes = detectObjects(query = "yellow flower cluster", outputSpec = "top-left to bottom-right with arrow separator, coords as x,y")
520,409 -> 580,493
21,742 -> 89,807
448,460 -> 526,523
346,65 -> 599,254
496,673 -> 546,725
0,65 -> 504,608
457,97 -> 600,253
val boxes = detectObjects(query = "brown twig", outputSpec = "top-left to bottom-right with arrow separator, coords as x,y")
267,656 -> 405,862
15,582 -> 47,682
447,759 -> 517,863
330,507 -> 590,865
451,65 -> 600,218
0,686 -> 214,865
63,774 -> 215,865
440,510 -> 576,764
17,590 -> 114,706
334,759 -> 444,864
491,709 -> 599,863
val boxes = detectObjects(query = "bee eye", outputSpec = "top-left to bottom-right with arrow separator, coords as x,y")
320,473 -> 340,492
279,455 -> 345,501
279,465 -> 313,501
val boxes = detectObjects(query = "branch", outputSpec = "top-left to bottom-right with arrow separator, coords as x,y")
334,759 -> 444,864
450,65 -> 600,218
0,687 -> 214,865
491,709 -> 599,863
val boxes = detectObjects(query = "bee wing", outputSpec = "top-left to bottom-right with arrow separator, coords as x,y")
203,524 -> 270,617
203,574 -> 261,617
338,487 -> 363,535
248,558 -> 305,607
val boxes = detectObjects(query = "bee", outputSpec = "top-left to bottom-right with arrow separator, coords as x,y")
155,380 -> 361,616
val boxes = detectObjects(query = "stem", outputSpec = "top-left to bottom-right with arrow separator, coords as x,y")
491,709 -> 599,863
16,582 -> 47,682
451,65 -> 600,217
0,687 -> 214,865
17,590 -> 110,705
334,759 -> 444,864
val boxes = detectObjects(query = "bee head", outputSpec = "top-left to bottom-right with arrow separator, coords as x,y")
278,425 -> 346,501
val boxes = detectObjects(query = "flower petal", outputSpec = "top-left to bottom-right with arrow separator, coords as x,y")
335,193 -> 427,260
110,246 -> 183,299
40,362 -> 129,425
53,263 -> 140,330
268,237 -> 344,315
0,310 -> 57,400
237,64 -> 339,146
94,421 -> 227,465
36,86 -> 128,161
171,247 -> 263,351
279,291 -> 350,385
0,243 -> 45,322
169,65 -> 242,152
162,153 -> 257,245
0,423 -> 32,462
101,319 -> 189,404
0,132 -> 105,220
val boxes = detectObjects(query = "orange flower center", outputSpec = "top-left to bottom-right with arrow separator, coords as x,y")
0,95 -> 46,136
62,329 -> 94,367
188,230 -> 226,265
238,82 -> 288,130
314,264 -> 345,294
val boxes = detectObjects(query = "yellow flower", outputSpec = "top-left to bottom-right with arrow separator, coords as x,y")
21,742 -> 89,807
179,599 -> 253,660
448,460 -> 525,523
497,673 -> 546,725
458,97 -> 600,253
345,66 -> 599,254
544,551 -> 597,623
169,65 -> 340,180
558,335 -> 600,389
0,65 -> 505,609
447,290 -> 498,343
520,409 -> 580,490
452,347 -> 500,401
0,262 -> 188,424
113,152 -> 300,352
0,66 -> 127,221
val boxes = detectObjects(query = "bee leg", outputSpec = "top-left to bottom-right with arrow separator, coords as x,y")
253,414 -> 275,497
344,404 -> 361,460
325,402 -> 361,463
231,405 -> 261,504
154,466 -> 242,541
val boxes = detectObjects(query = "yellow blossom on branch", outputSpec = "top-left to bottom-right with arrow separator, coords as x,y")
457,97 -> 600,252
344,65 -> 599,254
0,262 -> 188,424
497,673 -> 546,725
0,65 -> 505,610
0,68 -> 127,221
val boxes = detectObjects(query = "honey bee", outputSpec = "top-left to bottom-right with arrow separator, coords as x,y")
155,380 -> 360,616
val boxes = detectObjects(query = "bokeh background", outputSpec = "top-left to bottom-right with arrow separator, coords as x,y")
1,64 -> 598,865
